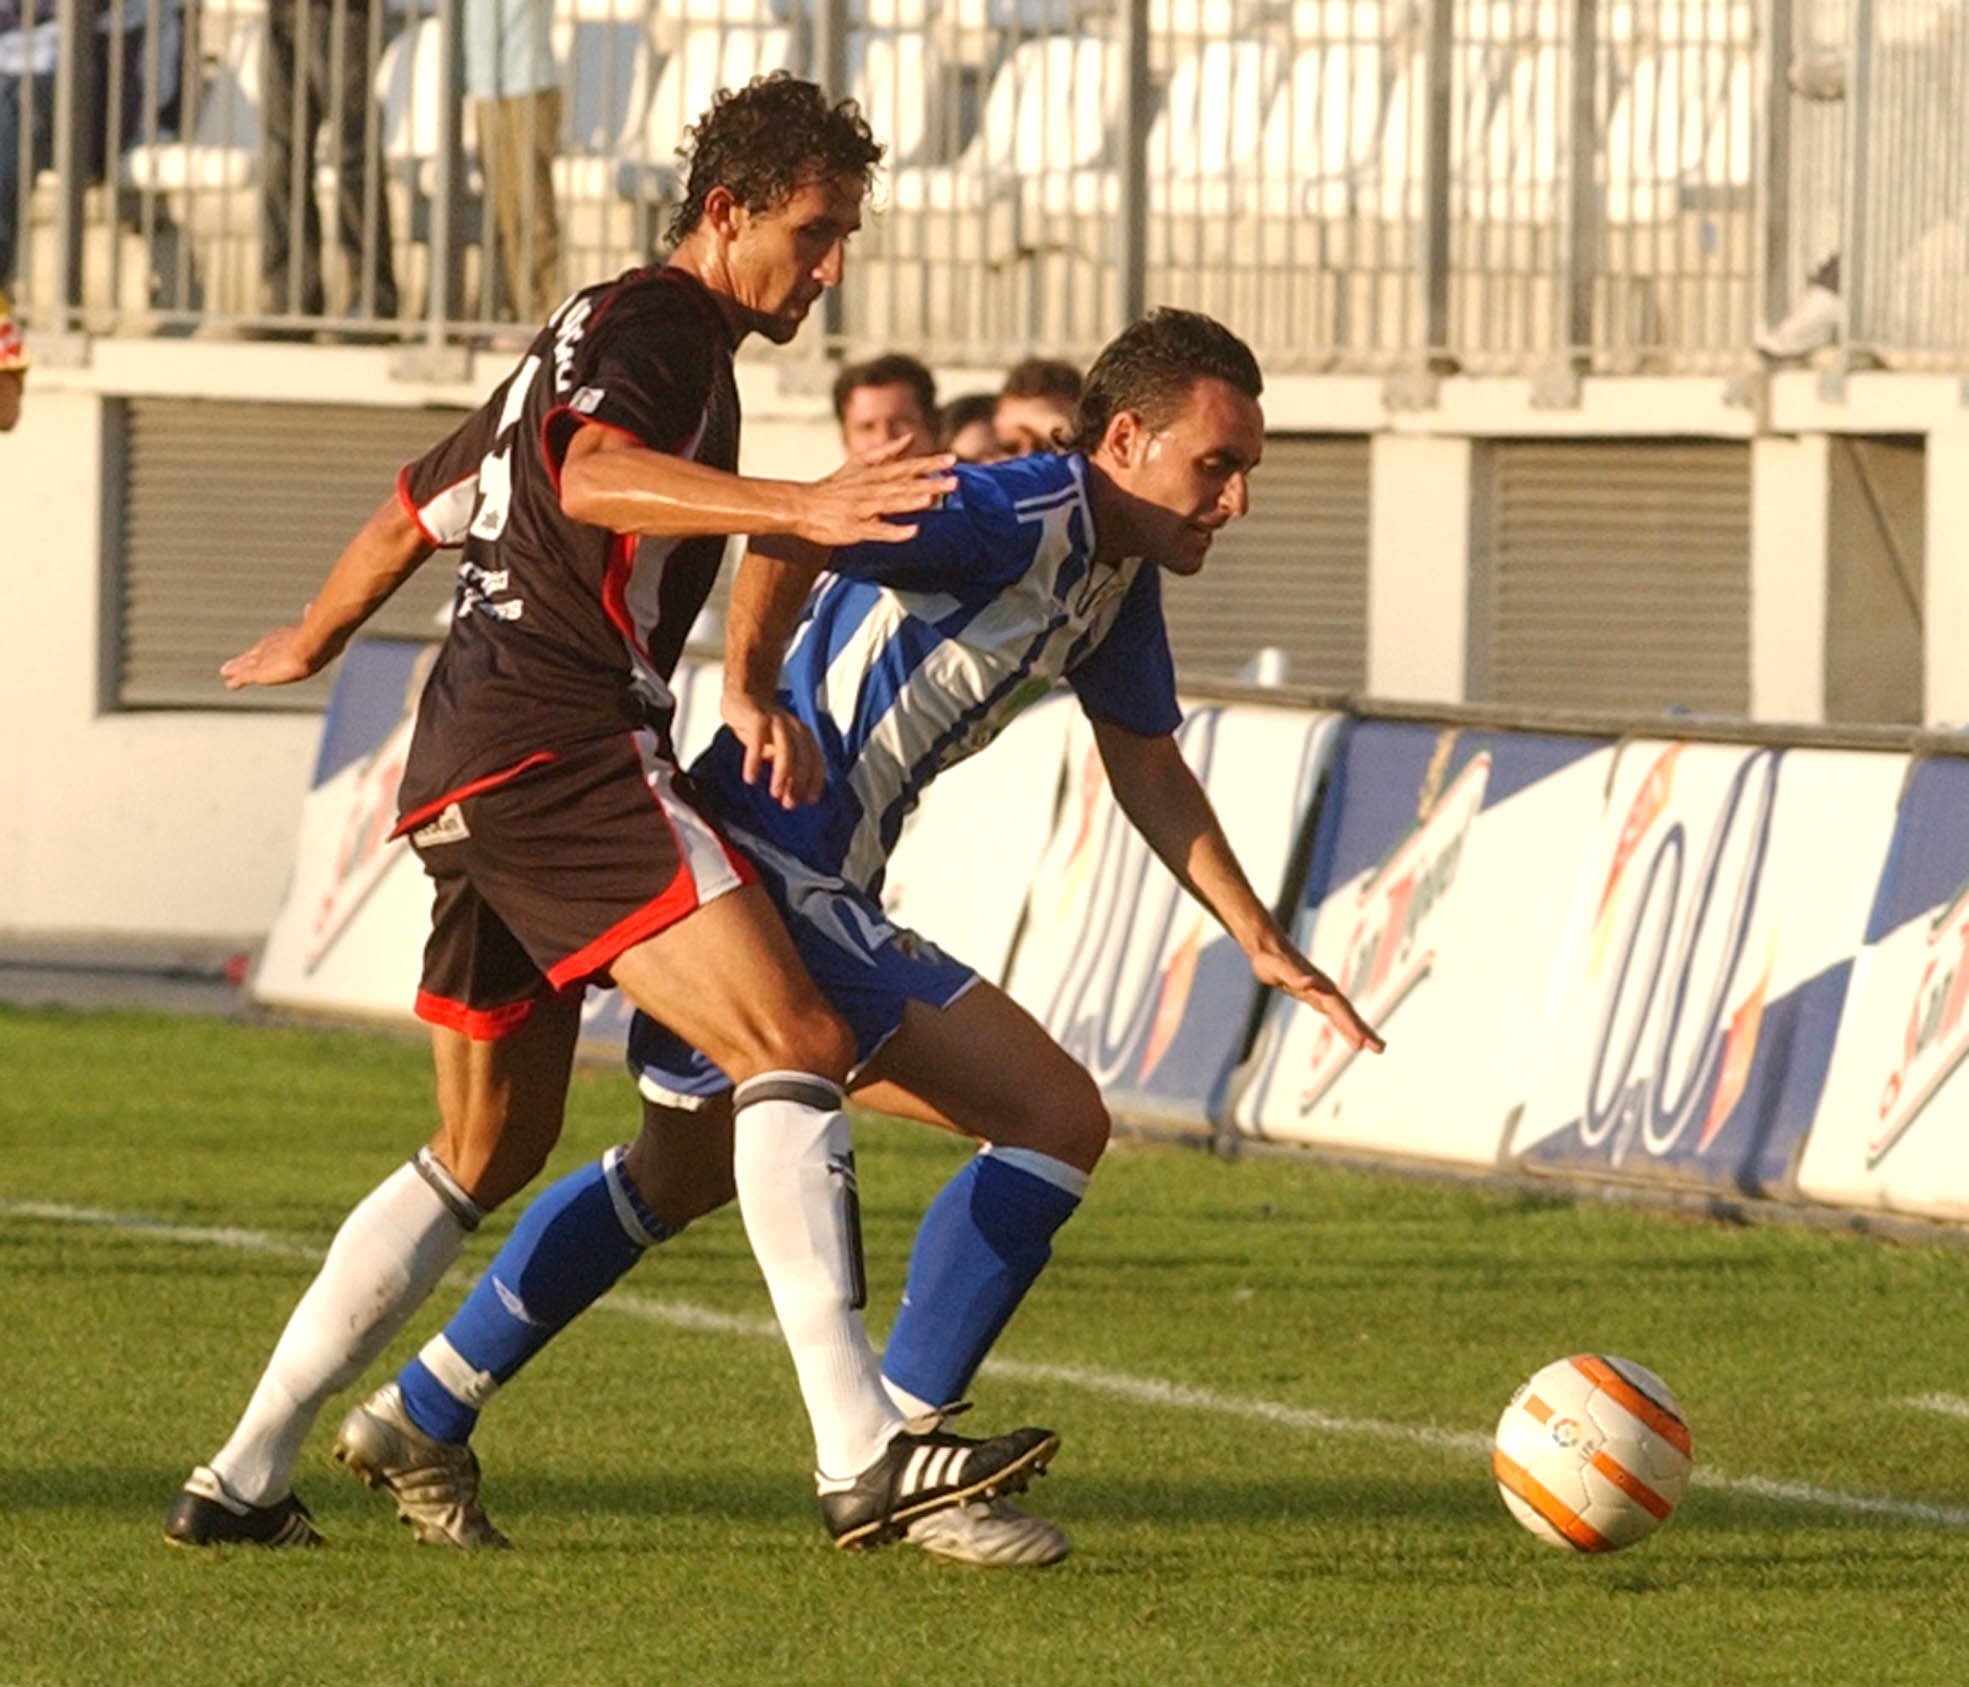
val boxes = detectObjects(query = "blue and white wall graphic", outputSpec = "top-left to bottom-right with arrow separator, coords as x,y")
1231,721 -> 1613,1167
1004,702 -> 1343,1136
882,693 -> 1074,985
252,638 -> 435,1022
1508,742 -> 1905,1197
1795,755 -> 1969,1220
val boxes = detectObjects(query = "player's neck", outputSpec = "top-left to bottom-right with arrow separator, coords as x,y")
1083,456 -> 1145,568
660,240 -> 753,345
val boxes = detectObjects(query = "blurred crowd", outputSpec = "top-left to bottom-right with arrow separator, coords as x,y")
831,352 -> 1083,469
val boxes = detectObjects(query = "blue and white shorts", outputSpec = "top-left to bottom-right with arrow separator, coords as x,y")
627,822 -> 979,1109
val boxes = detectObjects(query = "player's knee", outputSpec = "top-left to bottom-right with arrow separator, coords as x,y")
745,1002 -> 856,1086
1054,1074 -> 1112,1170
625,1105 -> 737,1230
430,1102 -> 562,1210
1011,1066 -> 1110,1172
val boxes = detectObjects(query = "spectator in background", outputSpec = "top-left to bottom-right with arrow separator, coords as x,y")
0,0 -> 186,310
1756,44 -> 1847,360
261,0 -> 399,327
994,356 -> 1080,456
0,284 -> 23,430
468,0 -> 560,323
832,351 -> 938,464
939,391 -> 1001,463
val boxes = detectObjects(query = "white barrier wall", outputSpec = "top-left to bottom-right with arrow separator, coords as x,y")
1795,757 -> 1969,1220
249,634 -> 1969,1234
1231,721 -> 1615,1168
0,390 -> 320,941
1507,742 -> 1907,1197
1003,702 -> 1342,1136
881,695 -> 1074,985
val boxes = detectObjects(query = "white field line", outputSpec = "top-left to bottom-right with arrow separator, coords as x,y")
1902,1393 -> 1969,1422
10,1196 -> 1969,1531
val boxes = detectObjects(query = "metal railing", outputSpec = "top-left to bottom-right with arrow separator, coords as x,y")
1,0 -> 1960,375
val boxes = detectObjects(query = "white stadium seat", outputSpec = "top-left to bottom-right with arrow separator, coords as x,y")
1604,43 -> 1752,221
616,25 -> 800,204
1252,36 -> 1393,219
1465,39 -> 1565,222
889,36 -> 1122,216
121,17 -> 262,194
848,0 -> 934,23
552,19 -> 659,201
849,31 -> 945,170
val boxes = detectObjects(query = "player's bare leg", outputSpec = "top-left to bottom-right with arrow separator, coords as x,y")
376,889 -> 1058,1549
426,1002 -> 584,1209
167,997 -> 583,1547
326,998 -> 583,1546
609,885 -> 966,1499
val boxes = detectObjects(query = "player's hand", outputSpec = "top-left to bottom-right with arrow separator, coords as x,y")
796,452 -> 957,548
1252,942 -> 1385,1054
220,617 -> 333,689
722,689 -> 826,809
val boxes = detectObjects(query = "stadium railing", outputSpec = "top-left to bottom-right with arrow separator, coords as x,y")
1,0 -> 1959,375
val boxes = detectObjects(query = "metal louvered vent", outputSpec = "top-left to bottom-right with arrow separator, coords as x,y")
113,399 -> 472,710
1479,440 -> 1750,716
1159,435 -> 1369,690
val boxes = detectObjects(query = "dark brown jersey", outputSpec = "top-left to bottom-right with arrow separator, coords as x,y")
393,264 -> 740,821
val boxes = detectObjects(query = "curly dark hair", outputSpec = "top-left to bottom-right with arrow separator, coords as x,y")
1067,309 -> 1263,453
667,73 -> 884,246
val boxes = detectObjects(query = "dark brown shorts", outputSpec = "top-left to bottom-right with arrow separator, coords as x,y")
396,728 -> 755,1039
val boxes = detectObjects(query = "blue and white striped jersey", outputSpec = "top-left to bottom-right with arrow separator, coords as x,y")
694,452 -> 1182,895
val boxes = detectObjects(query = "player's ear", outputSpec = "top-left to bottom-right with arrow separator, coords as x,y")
702,185 -> 743,241
1104,410 -> 1144,467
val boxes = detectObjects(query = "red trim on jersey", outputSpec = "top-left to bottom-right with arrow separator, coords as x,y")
396,462 -> 475,548
414,989 -> 539,1040
538,410 -> 652,495
390,750 -> 559,840
600,531 -> 639,654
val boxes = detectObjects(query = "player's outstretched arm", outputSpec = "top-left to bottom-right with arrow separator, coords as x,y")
1091,718 -> 1385,1054
559,423 -> 955,547
220,492 -> 436,689
722,533 -> 833,808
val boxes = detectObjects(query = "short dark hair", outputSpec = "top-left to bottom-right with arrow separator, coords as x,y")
1000,357 -> 1082,405
668,73 -> 883,246
1068,309 -> 1263,452
939,391 -> 998,443
831,353 -> 937,425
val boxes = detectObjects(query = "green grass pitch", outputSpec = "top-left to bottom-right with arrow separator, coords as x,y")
5,1005 -> 1969,1684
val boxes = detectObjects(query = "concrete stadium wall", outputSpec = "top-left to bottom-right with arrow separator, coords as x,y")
1,343 -> 844,943
10,340 -> 1969,940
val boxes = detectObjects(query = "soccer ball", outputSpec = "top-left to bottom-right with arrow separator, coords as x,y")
1492,1354 -> 1693,1552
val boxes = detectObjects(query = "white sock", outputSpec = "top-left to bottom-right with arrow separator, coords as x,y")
882,1376 -> 939,1424
730,1072 -> 904,1482
207,1151 -> 480,1506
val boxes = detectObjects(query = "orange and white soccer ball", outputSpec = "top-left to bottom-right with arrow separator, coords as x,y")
1492,1354 -> 1693,1552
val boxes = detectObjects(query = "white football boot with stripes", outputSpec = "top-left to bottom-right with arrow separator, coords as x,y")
904,1496 -> 1072,1567
818,1422 -> 1059,1551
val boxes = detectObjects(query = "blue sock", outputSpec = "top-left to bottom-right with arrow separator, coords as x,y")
397,1146 -> 671,1443
881,1146 -> 1087,1410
